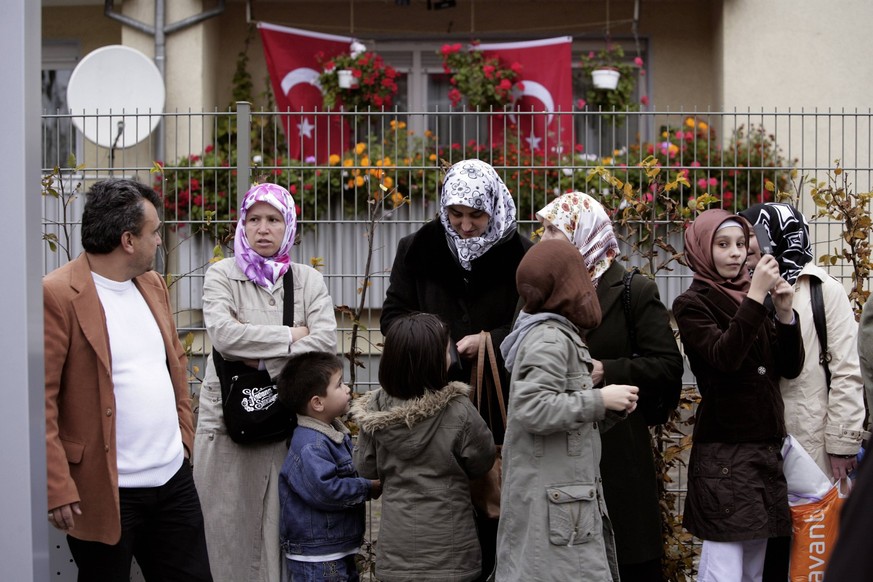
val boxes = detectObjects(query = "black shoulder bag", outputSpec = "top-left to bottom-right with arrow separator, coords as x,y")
622,268 -> 681,425
211,269 -> 296,444
810,277 -> 832,389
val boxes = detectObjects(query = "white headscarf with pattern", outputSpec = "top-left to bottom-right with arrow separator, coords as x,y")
536,192 -> 620,287
439,159 -> 517,271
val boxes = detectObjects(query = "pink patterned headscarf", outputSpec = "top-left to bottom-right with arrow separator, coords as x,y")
536,192 -> 620,288
233,183 -> 297,288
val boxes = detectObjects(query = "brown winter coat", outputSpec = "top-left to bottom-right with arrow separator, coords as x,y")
673,281 -> 804,541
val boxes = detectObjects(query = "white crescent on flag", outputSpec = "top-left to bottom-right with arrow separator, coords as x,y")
280,67 -> 322,96
509,80 -> 555,127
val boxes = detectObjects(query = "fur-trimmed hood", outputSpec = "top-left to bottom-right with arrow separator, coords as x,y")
350,381 -> 472,460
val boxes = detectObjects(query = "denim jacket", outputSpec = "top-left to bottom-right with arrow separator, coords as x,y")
279,415 -> 371,557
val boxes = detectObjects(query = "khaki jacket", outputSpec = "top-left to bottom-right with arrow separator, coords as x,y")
44,254 -> 194,543
783,263 -> 867,475
352,383 -> 496,582
496,320 -> 620,582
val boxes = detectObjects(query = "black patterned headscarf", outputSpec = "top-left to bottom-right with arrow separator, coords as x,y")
738,203 -> 813,286
439,159 -> 517,271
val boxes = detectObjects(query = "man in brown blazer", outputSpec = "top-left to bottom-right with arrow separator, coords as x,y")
44,179 -> 212,581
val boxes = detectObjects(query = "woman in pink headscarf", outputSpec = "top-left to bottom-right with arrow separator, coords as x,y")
673,209 -> 803,581
194,183 -> 337,581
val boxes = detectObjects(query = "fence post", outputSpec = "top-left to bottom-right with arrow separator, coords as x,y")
236,101 -> 251,209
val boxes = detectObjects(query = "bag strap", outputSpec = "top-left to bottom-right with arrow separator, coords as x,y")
470,331 -> 508,431
474,332 -> 487,413
282,267 -> 295,326
484,333 -> 507,428
810,277 -> 832,390
622,267 -> 639,353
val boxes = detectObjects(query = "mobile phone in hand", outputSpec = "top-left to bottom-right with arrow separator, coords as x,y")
752,223 -> 774,256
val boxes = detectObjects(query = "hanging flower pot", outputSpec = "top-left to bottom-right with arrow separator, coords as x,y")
591,67 -> 621,90
337,69 -> 358,89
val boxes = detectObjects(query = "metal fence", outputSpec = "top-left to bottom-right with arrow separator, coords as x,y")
41,105 -> 873,578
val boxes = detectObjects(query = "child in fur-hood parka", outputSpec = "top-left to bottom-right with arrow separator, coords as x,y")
351,313 -> 496,582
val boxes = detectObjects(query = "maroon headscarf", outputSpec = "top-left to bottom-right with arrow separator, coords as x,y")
683,208 -> 751,306
516,238 -> 602,330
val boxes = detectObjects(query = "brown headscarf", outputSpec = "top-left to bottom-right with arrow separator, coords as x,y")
683,208 -> 751,306
516,238 -> 602,330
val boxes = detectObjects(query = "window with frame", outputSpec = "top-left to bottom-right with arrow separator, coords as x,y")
42,41 -> 81,168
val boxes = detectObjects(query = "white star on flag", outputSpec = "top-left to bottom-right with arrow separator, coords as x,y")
525,129 -> 542,151
298,117 -> 316,139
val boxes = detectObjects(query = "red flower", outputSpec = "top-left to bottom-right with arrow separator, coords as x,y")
640,95 -> 650,106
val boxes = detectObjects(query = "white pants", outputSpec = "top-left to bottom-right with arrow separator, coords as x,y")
697,539 -> 768,582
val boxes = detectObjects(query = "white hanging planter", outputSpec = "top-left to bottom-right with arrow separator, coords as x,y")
591,68 -> 621,90
337,69 -> 358,89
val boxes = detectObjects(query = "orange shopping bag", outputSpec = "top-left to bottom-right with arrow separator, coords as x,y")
789,482 -> 847,581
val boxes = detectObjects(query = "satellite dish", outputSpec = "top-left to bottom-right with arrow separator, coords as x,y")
67,45 -> 165,148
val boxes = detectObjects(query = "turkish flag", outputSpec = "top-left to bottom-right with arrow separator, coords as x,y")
479,37 -> 574,157
258,23 -> 353,162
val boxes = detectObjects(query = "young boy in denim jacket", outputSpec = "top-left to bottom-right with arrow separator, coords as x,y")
277,351 -> 382,581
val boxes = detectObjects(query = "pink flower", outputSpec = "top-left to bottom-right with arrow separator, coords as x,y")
697,178 -> 708,190
675,131 -> 685,140
575,143 -> 585,153
708,177 -> 719,187
498,78 -> 512,90
640,95 -> 650,106
483,65 -> 495,79
634,57 -> 644,67
576,98 -> 587,109
510,62 -> 523,74
691,160 -> 701,167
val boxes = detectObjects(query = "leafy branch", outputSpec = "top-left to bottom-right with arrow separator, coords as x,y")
335,175 -> 408,390
42,154 -> 85,261
808,161 -> 873,318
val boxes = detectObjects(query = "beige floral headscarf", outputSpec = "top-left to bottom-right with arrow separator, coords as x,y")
536,192 -> 620,287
